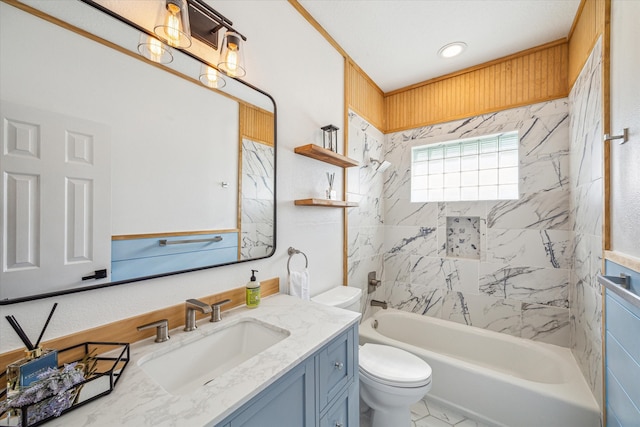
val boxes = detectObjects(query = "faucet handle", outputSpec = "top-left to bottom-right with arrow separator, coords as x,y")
210,299 -> 232,322
137,319 -> 170,342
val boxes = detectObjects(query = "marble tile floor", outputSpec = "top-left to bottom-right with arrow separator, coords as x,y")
360,395 -> 493,427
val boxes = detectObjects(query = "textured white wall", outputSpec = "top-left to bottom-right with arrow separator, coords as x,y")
610,0 -> 640,258
0,1 -> 345,352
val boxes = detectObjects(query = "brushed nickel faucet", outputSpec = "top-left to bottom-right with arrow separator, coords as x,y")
184,299 -> 212,332
137,319 -> 170,342
370,299 -> 388,309
210,299 -> 232,322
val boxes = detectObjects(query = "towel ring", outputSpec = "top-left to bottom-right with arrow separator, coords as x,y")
287,247 -> 308,274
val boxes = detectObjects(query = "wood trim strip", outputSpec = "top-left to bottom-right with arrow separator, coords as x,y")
112,229 -> 239,240
605,251 -> 640,273
0,279 -> 280,373
343,58 -> 350,286
602,0 -> 611,252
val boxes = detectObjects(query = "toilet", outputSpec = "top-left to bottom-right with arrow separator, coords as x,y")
311,286 -> 433,427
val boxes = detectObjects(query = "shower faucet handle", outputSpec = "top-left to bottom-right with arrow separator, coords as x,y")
368,271 -> 382,293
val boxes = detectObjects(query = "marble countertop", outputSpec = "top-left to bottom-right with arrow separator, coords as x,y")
47,294 -> 360,427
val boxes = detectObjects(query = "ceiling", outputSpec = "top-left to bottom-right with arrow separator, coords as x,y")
298,0 -> 581,93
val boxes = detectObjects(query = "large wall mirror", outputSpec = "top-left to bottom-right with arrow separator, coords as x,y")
0,0 -> 276,304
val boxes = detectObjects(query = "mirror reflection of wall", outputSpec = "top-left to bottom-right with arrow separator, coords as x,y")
0,1 -> 276,303
240,104 -> 275,260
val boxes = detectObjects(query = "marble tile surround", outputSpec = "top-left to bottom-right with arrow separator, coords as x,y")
379,99 -> 572,347
569,37 -> 604,408
346,111 -> 386,313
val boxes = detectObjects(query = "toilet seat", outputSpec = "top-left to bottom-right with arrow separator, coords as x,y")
359,343 -> 432,388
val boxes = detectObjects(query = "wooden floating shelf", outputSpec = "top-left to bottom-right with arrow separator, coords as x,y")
294,144 -> 359,168
294,199 -> 359,208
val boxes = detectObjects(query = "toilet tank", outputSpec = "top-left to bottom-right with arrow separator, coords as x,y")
311,286 -> 362,312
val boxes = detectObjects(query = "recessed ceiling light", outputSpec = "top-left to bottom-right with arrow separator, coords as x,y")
438,42 -> 467,59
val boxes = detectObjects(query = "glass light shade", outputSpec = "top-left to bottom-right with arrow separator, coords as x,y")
218,31 -> 246,77
199,65 -> 227,89
154,0 -> 192,49
137,34 -> 173,64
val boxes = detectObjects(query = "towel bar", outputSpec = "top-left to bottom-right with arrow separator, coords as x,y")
287,247 -> 308,274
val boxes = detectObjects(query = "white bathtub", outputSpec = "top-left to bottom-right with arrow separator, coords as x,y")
359,309 -> 601,427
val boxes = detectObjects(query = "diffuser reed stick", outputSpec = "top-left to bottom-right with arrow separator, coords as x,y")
5,315 -> 34,350
35,303 -> 58,348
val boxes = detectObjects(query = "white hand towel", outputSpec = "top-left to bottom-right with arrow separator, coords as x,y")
288,269 -> 310,300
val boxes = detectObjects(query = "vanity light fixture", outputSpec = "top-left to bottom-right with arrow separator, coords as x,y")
218,31 -> 247,78
199,65 -> 227,89
154,0 -> 192,49
137,34 -> 173,64
438,41 -> 467,59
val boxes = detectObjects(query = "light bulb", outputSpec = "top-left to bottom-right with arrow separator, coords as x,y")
164,4 -> 182,47
148,37 -> 163,57
226,50 -> 238,73
206,67 -> 217,83
138,34 -> 173,64
218,31 -> 245,77
199,65 -> 226,89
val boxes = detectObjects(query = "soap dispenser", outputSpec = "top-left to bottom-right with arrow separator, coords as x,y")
246,269 -> 260,308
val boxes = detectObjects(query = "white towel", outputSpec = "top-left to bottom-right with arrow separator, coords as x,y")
288,269 -> 310,300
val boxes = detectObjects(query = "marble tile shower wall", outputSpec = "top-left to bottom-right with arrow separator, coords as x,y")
380,99 -> 572,347
346,111 -> 386,314
241,138 -> 275,259
568,37 -> 603,406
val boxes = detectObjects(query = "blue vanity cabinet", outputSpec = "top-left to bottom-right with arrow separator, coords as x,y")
223,358 -> 316,427
218,322 -> 359,426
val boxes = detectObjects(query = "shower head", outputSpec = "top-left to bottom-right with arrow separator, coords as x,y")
370,157 -> 391,173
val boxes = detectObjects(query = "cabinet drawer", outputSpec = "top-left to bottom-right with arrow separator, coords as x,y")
320,380 -> 359,427
318,327 -> 355,409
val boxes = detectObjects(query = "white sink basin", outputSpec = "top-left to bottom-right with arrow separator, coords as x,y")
138,318 -> 290,395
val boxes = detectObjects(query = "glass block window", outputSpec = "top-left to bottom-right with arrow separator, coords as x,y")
411,131 -> 519,202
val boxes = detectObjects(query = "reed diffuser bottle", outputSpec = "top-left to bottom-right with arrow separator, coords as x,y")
5,304 -> 59,397
6,348 -> 58,398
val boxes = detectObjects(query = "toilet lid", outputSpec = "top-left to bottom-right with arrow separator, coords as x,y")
311,286 -> 361,308
359,343 -> 432,387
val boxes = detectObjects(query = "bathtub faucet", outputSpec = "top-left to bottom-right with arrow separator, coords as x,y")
370,299 -> 388,309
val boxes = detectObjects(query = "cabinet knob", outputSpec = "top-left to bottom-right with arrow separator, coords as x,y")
334,361 -> 344,370
335,423 -> 343,427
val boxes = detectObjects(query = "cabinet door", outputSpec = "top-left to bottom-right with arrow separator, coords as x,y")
225,358 -> 315,427
318,328 -> 355,410
320,380 -> 359,427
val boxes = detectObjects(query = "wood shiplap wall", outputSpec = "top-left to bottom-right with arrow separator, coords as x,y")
383,40 -> 569,133
345,59 -> 385,131
568,0 -> 607,88
239,103 -> 275,146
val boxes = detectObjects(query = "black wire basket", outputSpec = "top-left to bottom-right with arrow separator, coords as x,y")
0,342 -> 129,427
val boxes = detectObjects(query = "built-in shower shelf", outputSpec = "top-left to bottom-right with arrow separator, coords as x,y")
294,198 -> 359,208
294,144 -> 359,168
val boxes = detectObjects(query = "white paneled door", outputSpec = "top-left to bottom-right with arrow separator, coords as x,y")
0,102 -> 111,301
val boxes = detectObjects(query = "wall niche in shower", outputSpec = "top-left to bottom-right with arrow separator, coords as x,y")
446,216 -> 481,259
